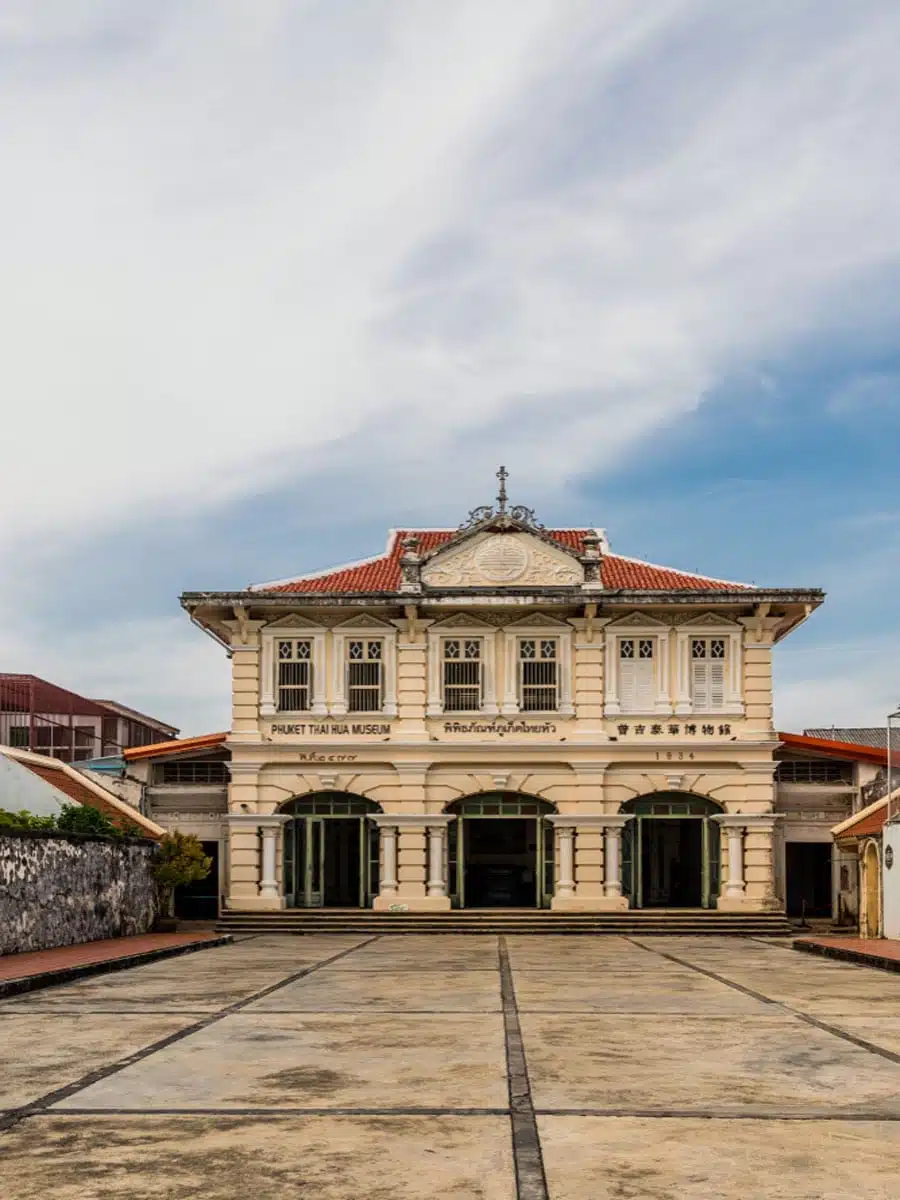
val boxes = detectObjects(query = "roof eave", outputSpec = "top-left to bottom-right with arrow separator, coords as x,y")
182,587 -> 825,607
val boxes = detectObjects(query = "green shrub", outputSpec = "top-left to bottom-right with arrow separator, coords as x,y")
153,831 -> 213,916
0,808 -> 58,831
55,802 -> 120,837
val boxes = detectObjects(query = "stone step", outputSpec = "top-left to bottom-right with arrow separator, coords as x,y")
215,910 -> 793,936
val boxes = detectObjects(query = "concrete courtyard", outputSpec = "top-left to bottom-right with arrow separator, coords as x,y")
2,934 -> 900,1199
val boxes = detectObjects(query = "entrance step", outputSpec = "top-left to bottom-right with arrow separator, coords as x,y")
215,910 -> 793,936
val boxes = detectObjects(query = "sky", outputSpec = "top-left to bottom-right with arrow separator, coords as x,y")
1,0 -> 899,737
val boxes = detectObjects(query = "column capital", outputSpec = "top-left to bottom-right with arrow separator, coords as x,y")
713,812 -> 781,829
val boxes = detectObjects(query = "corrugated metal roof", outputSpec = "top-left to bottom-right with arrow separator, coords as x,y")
804,728 -> 888,749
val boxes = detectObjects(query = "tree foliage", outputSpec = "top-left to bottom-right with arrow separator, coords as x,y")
153,831 -> 212,915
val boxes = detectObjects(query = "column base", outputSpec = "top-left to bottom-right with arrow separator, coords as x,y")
224,894 -> 285,911
551,894 -> 630,912
716,896 -> 783,914
372,894 -> 452,912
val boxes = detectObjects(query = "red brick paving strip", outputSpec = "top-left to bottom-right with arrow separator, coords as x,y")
794,935 -> 900,972
0,932 -> 230,994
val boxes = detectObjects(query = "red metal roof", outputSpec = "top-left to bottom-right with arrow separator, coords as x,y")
257,530 -> 749,594
778,731 -> 900,767
123,732 -> 228,762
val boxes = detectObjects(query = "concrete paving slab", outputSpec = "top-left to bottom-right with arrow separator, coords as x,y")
323,935 -> 501,971
521,1013 -> 900,1114
538,1116 -> 900,1199
815,1016 -> 900,1056
0,1014 -> 198,1109
53,1013 -> 508,1111
512,969 -> 771,1013
247,967 -> 501,1011
0,1114 -> 516,1200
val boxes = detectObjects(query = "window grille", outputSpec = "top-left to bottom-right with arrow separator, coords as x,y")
519,638 -> 558,711
618,638 -> 655,712
775,760 -> 853,785
277,639 -> 313,712
691,638 -> 726,710
347,639 -> 384,712
157,761 -> 229,785
443,638 -> 483,711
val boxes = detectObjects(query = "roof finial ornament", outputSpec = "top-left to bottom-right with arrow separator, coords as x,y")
457,464 -> 545,532
496,465 -> 508,515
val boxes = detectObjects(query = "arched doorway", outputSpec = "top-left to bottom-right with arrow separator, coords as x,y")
621,793 -> 722,909
281,792 -> 381,908
445,793 -> 556,909
863,841 -> 881,937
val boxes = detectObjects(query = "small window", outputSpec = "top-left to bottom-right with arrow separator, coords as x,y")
519,638 -> 558,711
443,638 -> 483,711
347,639 -> 384,712
277,639 -> 313,712
618,638 -> 655,712
157,761 -> 229,785
7,725 -> 29,748
691,638 -> 726,710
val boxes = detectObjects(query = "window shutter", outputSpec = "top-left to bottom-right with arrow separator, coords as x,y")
618,639 -> 654,713
709,659 -> 726,709
692,659 -> 710,710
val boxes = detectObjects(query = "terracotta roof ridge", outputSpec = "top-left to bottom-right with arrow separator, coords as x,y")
832,791 -> 897,836
604,551 -> 753,589
0,745 -> 165,837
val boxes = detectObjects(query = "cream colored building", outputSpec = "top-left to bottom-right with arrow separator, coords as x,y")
180,477 -> 823,916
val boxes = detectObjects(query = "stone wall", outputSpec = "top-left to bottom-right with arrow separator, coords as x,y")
0,830 -> 158,955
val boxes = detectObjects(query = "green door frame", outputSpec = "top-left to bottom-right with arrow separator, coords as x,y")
284,815 -> 373,908
626,814 -> 719,909
448,813 -> 554,909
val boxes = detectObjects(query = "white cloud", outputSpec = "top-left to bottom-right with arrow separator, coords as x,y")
3,1 -> 900,729
775,635 -> 900,731
3,0 -> 900,551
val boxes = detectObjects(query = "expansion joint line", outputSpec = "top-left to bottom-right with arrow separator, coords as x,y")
0,935 -> 381,1135
626,937 -> 900,1067
498,936 -> 549,1200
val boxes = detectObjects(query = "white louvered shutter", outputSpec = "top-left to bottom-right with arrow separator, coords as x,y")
618,639 -> 655,712
691,639 -> 726,711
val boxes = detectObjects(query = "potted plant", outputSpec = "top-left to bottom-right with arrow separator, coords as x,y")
152,831 -> 213,932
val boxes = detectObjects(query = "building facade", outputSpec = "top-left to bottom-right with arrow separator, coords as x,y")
180,478 -> 823,915
0,674 -> 178,763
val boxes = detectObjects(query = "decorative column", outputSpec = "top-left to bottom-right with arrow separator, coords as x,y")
549,813 -> 632,912
259,824 -> 280,899
380,824 -> 398,898
427,824 -> 446,898
225,812 -> 289,911
714,813 -> 781,912
371,814 -> 452,911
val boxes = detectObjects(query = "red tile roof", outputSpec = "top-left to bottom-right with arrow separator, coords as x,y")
255,530 -> 750,594
834,802 -> 888,840
9,754 -> 164,838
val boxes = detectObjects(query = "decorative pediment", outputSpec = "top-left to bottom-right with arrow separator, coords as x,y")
430,613 -> 497,631
505,612 -> 571,629
678,611 -> 741,629
422,531 -> 583,589
606,612 -> 669,629
333,613 -> 394,630
262,614 -> 325,631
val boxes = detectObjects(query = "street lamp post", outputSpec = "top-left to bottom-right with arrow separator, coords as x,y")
888,707 -> 900,825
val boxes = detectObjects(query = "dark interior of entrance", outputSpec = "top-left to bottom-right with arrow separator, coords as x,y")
641,819 -> 703,907
466,818 -> 537,907
785,842 -> 832,917
323,820 -> 361,907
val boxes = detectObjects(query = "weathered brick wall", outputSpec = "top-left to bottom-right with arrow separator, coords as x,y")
0,831 -> 158,955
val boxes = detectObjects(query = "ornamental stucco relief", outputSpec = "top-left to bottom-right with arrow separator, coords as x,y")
423,534 -> 582,588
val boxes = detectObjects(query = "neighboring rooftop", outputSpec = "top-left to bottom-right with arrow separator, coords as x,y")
0,745 -> 165,837
804,727 -> 889,749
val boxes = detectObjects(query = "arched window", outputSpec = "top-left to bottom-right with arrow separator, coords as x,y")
444,791 -> 556,817
280,791 -> 382,816
620,792 -> 722,817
